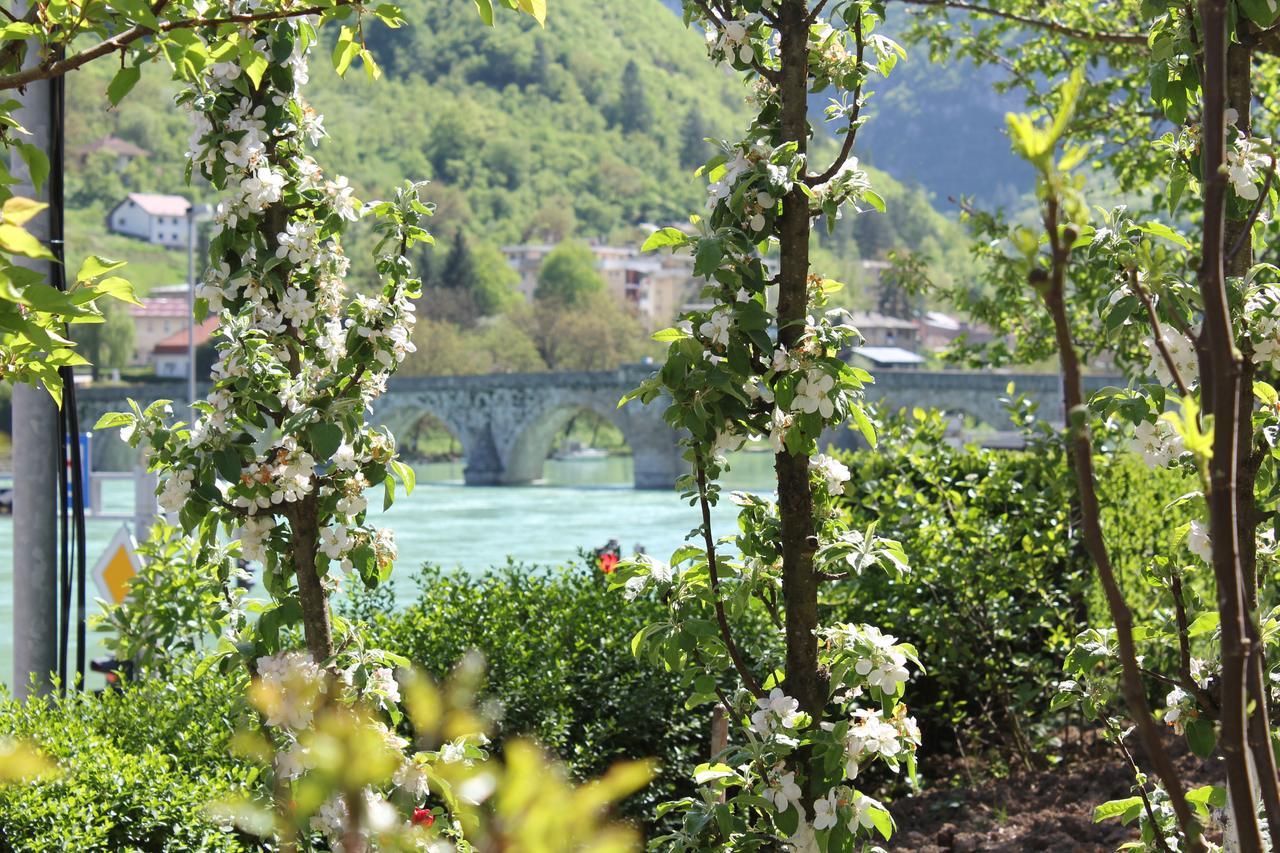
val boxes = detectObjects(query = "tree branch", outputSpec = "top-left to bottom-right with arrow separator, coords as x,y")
1168,572 -> 1219,718
805,13 -> 863,186
0,0 -> 363,91
1038,198 -> 1204,849
695,452 -> 765,699
1127,267 -> 1190,398
890,0 -> 1147,45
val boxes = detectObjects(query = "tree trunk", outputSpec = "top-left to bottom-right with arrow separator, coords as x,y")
775,0 -> 823,806
1197,3 -> 1262,847
289,495 -> 333,662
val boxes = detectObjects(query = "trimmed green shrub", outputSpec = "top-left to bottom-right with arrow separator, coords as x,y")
0,671 -> 256,852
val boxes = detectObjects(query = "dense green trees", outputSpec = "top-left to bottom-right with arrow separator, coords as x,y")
534,240 -> 605,306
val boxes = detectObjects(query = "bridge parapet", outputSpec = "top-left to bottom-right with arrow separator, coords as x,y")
75,368 -> 1127,487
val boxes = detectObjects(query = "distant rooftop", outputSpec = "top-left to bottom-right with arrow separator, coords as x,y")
130,297 -> 189,319
118,192 -> 191,218
843,310 -> 919,331
79,135 -> 149,159
152,317 -> 218,354
922,310 -> 962,331
852,346 -> 926,366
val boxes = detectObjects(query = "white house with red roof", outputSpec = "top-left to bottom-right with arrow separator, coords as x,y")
107,193 -> 191,247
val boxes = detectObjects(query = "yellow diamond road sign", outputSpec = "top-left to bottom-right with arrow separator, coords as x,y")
92,525 -> 142,605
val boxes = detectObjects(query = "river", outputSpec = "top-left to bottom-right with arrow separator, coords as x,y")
0,452 -> 777,690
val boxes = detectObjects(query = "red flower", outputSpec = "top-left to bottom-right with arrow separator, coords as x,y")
412,808 -> 435,827
600,552 -> 619,574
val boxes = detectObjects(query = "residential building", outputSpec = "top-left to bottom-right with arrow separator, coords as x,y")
107,193 -> 191,247
916,310 -> 995,353
129,294 -> 190,366
501,240 -> 701,329
76,136 -> 148,172
151,317 -> 218,378
843,310 -> 921,350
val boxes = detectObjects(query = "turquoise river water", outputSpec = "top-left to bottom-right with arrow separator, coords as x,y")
0,452 -> 776,690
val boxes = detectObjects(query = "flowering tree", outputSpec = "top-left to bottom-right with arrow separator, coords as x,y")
86,2 -> 655,848
617,1 -> 921,848
949,1 -> 1280,848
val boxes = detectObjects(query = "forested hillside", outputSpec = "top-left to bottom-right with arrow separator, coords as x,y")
64,0 -> 974,304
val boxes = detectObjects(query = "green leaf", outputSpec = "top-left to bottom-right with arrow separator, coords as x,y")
383,472 -> 396,511
1187,611 -> 1218,637
849,404 -> 877,448
213,448 -> 241,483
360,48 -> 381,81
868,806 -> 893,841
93,412 -> 133,430
1185,717 -> 1216,759
0,224 -> 53,260
691,762 -> 736,784
1186,784 -> 1227,811
332,27 -> 360,77
243,51 -> 269,88
75,255 -> 128,283
693,239 -> 723,278
390,459 -> 416,496
1094,796 -> 1143,824
17,142 -> 49,192
89,276 -> 141,306
308,422 -> 343,461
516,0 -> 547,25
651,327 -> 691,343
1137,221 -> 1191,250
107,66 -> 141,106
472,0 -> 494,24
641,227 -> 690,253
2,197 -> 44,226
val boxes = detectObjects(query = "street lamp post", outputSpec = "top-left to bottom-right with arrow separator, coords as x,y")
186,203 -> 215,409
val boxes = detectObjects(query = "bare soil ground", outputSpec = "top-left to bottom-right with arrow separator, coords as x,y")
887,733 -> 1217,852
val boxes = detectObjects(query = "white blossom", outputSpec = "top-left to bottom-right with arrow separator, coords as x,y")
792,370 -> 836,418
1188,519 -> 1212,563
240,165 -> 286,211
1145,330 -> 1198,388
257,651 -> 322,730
812,788 -> 840,831
1130,419 -> 1185,469
367,666 -> 401,704
765,770 -> 803,813
811,454 -> 850,496
1226,131 -> 1271,201
157,468 -> 194,513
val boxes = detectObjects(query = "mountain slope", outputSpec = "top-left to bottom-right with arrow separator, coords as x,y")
63,0 -> 973,298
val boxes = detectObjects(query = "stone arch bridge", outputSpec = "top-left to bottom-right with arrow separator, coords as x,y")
76,366 -> 1122,489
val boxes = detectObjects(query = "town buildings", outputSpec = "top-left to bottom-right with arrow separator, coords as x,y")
501,240 -> 701,330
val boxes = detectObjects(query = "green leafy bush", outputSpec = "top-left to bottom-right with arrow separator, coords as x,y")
91,523 -> 235,673
0,671 -> 256,851
349,563 -> 725,819
830,409 -> 1190,762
